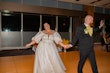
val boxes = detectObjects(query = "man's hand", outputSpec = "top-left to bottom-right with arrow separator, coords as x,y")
99,20 -> 104,28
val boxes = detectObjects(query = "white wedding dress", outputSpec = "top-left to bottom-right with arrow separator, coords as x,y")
32,31 -> 66,73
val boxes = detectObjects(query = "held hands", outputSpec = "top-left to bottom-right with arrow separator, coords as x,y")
63,44 -> 72,49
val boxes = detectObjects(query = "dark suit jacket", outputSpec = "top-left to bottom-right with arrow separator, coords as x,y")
71,24 -> 100,51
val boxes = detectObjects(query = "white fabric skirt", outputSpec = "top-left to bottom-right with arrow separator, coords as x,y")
33,41 -> 66,73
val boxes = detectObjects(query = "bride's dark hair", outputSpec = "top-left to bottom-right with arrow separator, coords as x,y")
42,22 -> 52,30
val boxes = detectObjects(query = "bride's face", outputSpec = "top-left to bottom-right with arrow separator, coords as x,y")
44,23 -> 50,30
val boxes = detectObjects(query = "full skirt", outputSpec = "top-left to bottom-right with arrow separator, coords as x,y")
33,41 -> 66,73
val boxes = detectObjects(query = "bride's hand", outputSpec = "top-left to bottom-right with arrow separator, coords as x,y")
25,44 -> 31,48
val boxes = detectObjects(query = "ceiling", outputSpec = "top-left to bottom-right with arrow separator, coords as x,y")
58,0 -> 110,9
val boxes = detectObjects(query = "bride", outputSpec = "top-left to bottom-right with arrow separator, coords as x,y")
25,22 -> 67,73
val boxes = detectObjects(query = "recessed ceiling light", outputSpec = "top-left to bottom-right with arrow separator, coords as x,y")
2,10 -> 10,13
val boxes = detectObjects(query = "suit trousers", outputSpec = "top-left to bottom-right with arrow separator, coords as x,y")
78,49 -> 98,73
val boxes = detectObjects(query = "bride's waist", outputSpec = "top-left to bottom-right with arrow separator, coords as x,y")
41,40 -> 53,43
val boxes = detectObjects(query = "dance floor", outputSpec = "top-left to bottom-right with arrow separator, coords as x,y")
0,44 -> 110,73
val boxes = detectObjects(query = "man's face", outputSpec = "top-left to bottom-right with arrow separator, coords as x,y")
87,16 -> 94,26
85,15 -> 94,26
90,17 -> 93,24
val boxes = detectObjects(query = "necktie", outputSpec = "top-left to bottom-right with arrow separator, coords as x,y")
86,26 -> 93,36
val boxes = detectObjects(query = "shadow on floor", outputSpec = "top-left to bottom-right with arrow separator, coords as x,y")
0,48 -> 34,57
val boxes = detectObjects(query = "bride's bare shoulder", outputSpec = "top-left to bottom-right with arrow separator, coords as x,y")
42,30 -> 45,33
51,30 -> 55,33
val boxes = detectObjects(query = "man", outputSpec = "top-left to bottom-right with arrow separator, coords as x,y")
66,15 -> 104,73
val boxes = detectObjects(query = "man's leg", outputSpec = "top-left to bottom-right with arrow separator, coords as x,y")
105,44 -> 109,52
78,52 -> 88,73
89,51 -> 98,73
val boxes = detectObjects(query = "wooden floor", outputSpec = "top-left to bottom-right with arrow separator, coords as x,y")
0,44 -> 110,73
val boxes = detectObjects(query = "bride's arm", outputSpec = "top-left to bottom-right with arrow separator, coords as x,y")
25,40 -> 36,48
58,42 -> 67,48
